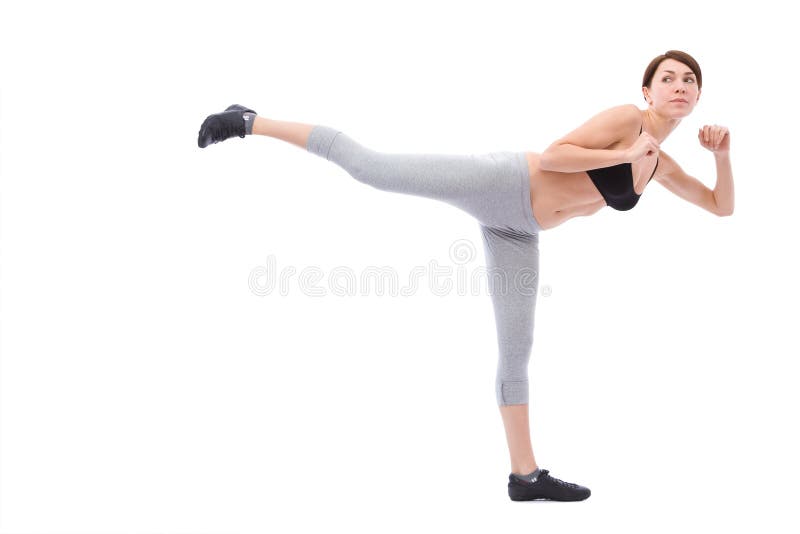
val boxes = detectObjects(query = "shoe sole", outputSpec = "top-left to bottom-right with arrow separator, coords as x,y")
509,494 -> 590,502
509,485 -> 591,502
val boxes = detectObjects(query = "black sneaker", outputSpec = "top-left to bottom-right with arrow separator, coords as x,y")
197,104 -> 258,148
508,469 -> 591,502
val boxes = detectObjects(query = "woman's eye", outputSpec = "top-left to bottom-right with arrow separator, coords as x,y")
663,77 -> 695,83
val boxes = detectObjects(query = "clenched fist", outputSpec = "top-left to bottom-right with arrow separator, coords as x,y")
699,124 -> 730,154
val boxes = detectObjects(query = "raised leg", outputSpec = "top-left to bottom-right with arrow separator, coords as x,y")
300,125 -> 531,230
252,115 -> 313,150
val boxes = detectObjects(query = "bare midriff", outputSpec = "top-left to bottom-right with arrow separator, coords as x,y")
524,152 -> 606,231
524,146 -> 657,231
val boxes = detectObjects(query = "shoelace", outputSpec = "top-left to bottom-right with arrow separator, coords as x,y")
540,470 -> 581,489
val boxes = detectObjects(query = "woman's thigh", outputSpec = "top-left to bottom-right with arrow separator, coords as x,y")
306,125 -> 541,234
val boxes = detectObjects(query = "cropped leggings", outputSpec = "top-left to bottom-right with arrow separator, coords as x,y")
307,125 -> 544,406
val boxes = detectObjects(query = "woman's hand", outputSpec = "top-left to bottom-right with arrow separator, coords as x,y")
625,131 -> 661,163
699,124 -> 730,154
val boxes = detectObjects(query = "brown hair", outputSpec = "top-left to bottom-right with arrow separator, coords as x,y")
642,50 -> 703,90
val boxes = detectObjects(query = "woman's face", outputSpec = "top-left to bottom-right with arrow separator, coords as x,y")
643,58 -> 701,118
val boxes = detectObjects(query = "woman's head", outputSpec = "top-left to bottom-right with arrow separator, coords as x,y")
642,50 -> 702,117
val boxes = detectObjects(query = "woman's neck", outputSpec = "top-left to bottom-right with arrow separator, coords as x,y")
642,108 -> 681,143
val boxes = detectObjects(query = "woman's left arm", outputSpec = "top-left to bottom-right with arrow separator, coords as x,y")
699,124 -> 734,216
653,126 -> 735,216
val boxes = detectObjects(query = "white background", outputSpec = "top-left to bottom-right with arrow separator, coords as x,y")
2,0 -> 798,532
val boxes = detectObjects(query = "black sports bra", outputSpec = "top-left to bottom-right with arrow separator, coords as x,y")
586,124 -> 659,211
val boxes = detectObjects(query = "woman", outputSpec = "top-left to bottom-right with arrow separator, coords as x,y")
197,50 -> 734,502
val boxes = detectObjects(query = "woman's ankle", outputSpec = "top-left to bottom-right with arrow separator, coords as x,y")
512,464 -> 539,476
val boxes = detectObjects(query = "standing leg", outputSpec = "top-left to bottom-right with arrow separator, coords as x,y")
481,225 -> 591,501
479,224 -> 540,475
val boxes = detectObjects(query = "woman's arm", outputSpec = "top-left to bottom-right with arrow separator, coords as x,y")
540,104 -> 641,172
654,150 -> 734,216
700,125 -> 734,216
710,152 -> 734,216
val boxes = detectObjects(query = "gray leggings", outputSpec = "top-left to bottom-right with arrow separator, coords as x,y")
307,125 -> 543,406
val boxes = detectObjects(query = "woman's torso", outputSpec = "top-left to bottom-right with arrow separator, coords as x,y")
525,109 -> 659,231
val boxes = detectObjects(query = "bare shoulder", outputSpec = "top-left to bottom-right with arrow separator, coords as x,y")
589,103 -> 642,128
616,103 -> 643,121
546,103 -> 642,151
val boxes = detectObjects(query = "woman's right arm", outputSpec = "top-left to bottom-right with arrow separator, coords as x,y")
539,104 -> 642,173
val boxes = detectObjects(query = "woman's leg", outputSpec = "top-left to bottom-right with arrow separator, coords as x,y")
479,224 -> 541,476
252,116 -> 539,232
501,404 -> 538,475
252,116 -> 313,150
253,114 -> 542,475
